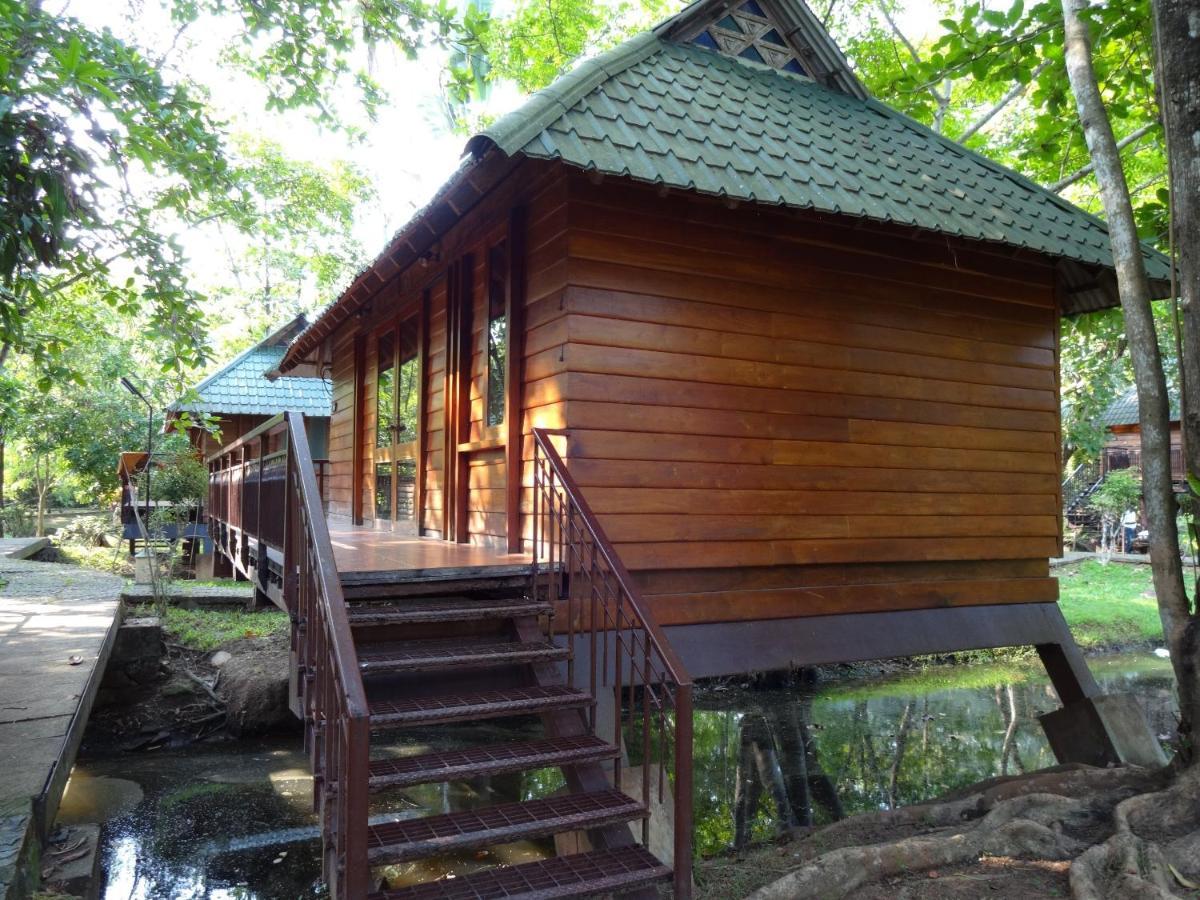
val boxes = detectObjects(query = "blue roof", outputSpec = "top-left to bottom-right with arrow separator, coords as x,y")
173,324 -> 331,418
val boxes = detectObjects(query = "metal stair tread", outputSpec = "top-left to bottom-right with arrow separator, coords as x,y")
358,639 -> 567,673
369,685 -> 591,728
368,735 -> 618,790
348,596 -> 551,625
366,844 -> 671,899
365,789 -> 646,864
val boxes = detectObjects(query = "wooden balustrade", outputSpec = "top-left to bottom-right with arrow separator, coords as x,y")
530,428 -> 694,900
208,413 -> 368,899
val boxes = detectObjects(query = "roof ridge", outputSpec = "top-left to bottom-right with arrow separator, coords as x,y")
471,32 -> 664,156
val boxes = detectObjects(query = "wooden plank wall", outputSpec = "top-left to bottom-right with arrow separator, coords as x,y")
321,161 -> 570,545
325,326 -> 358,519
552,172 -> 1063,627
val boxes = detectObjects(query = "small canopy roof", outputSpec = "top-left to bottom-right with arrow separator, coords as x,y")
280,0 -> 1171,373
172,315 -> 331,419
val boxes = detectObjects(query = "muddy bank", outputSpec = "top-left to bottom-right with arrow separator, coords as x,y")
86,629 -> 296,755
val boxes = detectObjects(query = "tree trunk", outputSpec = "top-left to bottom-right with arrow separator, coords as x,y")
734,719 -> 764,850
0,438 -> 6,539
887,701 -> 913,810
1152,0 -> 1200,483
1152,0 -> 1200,767
1061,0 -> 1195,762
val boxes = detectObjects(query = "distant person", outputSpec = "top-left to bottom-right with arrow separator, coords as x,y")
1121,509 -> 1138,552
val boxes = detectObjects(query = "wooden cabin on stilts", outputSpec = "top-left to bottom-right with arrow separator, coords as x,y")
206,0 -> 1174,895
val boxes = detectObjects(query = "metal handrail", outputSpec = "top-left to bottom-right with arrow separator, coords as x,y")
208,412 -> 368,898
530,427 -> 693,899
284,413 -> 367,716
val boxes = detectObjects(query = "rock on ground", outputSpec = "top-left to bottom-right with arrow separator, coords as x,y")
216,634 -> 297,737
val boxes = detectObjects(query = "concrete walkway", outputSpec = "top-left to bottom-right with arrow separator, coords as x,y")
121,581 -> 252,607
0,556 -> 123,899
0,539 -> 49,561
1051,551 -> 1196,568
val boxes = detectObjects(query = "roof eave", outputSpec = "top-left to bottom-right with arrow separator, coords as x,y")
280,148 -> 524,373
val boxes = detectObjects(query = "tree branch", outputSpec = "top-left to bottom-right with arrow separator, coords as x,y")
1049,122 -> 1159,192
875,2 -> 951,131
875,1 -> 921,65
957,59 -> 1052,142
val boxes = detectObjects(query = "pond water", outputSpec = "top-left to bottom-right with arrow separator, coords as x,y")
59,652 -> 1177,898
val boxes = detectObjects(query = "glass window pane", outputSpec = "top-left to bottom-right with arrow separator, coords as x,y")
396,459 -> 417,528
374,462 -> 392,521
486,243 -> 507,429
376,331 -> 395,448
397,318 -> 419,443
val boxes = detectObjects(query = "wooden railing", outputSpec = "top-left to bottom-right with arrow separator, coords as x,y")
530,428 -> 694,899
208,413 -> 368,900
1101,445 -> 1187,483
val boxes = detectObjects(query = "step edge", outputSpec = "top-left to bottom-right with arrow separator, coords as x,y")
365,848 -> 671,900
368,693 -> 592,728
365,795 -> 648,865
367,744 -> 620,789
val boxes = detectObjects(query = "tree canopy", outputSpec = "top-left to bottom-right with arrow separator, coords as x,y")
0,0 -> 1180,508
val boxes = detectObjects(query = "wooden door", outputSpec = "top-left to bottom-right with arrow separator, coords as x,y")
373,311 -> 423,534
443,210 -> 524,549
443,256 -> 473,542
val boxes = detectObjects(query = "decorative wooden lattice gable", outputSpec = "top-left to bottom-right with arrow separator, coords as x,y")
656,0 -> 867,99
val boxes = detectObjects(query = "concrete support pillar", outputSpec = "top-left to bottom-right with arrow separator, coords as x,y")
1035,639 -> 1167,768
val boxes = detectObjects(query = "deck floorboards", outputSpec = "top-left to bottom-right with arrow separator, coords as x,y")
328,523 -> 530,576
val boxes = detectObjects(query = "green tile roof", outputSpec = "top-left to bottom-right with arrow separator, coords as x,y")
474,33 -> 1171,283
1102,386 -> 1180,428
280,7 -> 1171,373
173,343 -> 332,418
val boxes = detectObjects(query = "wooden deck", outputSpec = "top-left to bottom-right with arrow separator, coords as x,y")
327,522 -> 531,579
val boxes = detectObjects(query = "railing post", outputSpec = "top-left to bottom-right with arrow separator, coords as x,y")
531,441 -> 540,601
342,712 -> 370,899
674,684 -> 694,900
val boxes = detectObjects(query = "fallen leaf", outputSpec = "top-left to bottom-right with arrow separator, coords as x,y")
928,870 -> 940,879
68,655 -> 83,666
1168,863 -> 1199,890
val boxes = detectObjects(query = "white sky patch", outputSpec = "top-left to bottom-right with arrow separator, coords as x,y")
65,0 -> 950,352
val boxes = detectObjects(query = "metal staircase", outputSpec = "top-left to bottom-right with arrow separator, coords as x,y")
344,575 -> 673,899
208,415 -> 693,899
1063,459 -> 1103,530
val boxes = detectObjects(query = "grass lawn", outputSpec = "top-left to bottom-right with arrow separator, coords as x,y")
151,606 -> 289,652
1055,560 -> 1167,649
56,541 -> 133,576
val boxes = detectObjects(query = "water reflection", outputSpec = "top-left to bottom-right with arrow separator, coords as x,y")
688,653 -> 1177,856
65,654 -> 1176,896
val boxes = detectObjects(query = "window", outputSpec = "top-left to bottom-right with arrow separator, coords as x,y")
374,462 -> 392,520
396,459 -> 417,524
396,318 -> 419,443
486,242 -> 508,429
375,331 -> 395,448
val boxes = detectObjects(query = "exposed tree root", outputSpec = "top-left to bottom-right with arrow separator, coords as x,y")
745,765 -> 1200,900
1069,766 -> 1200,899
